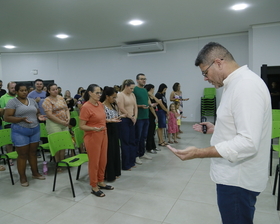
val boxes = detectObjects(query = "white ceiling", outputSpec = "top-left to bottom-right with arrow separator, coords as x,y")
1,0 -> 279,54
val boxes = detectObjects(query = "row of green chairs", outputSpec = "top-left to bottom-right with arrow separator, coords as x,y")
1,122 -> 88,197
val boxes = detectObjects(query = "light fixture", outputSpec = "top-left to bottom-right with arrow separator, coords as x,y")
4,45 -> 16,49
55,34 -> 69,39
231,3 -> 249,11
129,20 -> 144,26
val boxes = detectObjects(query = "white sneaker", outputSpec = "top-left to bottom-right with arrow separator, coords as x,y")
135,157 -> 143,165
141,153 -> 152,160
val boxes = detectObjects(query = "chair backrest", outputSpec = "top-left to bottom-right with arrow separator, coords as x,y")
204,88 -> 216,98
40,123 -> 48,138
272,121 -> 280,139
272,110 -> 280,121
48,131 -> 75,156
0,128 -> 12,147
70,111 -> 79,118
73,127 -> 84,147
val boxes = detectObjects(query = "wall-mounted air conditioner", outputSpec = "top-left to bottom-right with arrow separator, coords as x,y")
121,42 -> 164,54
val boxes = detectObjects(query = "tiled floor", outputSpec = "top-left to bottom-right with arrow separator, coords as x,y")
0,122 -> 280,223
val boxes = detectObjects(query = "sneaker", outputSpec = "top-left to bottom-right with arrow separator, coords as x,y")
135,157 -> 143,165
155,148 -> 161,151
147,150 -> 157,154
141,153 -> 152,160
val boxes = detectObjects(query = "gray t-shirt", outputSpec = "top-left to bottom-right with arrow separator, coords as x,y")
6,97 -> 39,128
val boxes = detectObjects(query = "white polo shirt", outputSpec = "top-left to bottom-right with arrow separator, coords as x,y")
210,65 -> 272,192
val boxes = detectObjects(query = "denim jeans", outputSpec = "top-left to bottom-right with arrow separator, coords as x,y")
216,184 -> 260,224
11,124 -> 40,147
135,119 -> 149,157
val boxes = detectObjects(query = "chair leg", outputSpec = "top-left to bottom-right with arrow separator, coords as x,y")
273,165 -> 279,195
6,156 -> 14,185
41,148 -> 45,162
270,145 -> 273,176
53,163 -> 58,192
67,166 -> 75,197
277,165 -> 280,211
76,165 -> 81,180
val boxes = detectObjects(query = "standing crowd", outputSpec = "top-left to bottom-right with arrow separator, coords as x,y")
0,76 -> 189,197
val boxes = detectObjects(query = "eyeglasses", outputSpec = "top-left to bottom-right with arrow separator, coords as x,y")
95,92 -> 102,95
201,61 -> 215,77
139,78 -> 147,81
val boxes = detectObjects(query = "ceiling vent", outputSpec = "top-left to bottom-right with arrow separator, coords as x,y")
121,42 -> 164,54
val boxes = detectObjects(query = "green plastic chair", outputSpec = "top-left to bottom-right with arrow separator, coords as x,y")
48,131 -> 88,197
73,127 -> 85,153
70,110 -> 79,118
0,128 -> 18,185
270,121 -> 280,210
38,123 -> 50,161
203,88 -> 216,99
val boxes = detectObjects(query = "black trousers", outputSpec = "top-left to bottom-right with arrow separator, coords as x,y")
105,123 -> 121,181
146,116 -> 156,151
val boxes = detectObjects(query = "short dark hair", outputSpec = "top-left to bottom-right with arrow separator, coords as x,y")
136,73 -> 145,80
15,83 -> 27,92
34,79 -> 43,84
195,42 -> 234,66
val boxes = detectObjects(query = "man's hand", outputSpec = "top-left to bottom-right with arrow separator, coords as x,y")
167,145 -> 198,160
193,122 -> 215,134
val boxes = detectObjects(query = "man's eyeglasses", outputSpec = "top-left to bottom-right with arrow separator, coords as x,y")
139,78 -> 147,81
202,61 -> 215,77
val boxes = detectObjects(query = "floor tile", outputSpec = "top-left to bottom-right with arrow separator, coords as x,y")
118,192 -> 176,222
46,203 -> 114,224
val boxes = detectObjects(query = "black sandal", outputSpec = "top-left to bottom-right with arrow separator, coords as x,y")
91,189 -> 105,197
158,142 -> 166,146
98,184 -> 114,190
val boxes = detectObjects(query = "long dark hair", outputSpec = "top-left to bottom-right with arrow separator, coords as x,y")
157,83 -> 167,95
46,83 -> 57,97
172,82 -> 180,91
100,86 -> 118,110
84,84 -> 99,102
100,86 -> 117,102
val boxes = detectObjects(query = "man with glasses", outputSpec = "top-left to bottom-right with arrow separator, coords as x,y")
168,42 -> 271,224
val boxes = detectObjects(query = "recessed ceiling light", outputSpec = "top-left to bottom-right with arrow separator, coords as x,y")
55,34 -> 69,39
4,45 -> 16,49
129,20 -> 144,26
231,3 -> 249,11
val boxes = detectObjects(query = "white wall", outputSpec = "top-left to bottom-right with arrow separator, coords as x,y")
250,23 -> 280,75
0,33 -> 250,122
